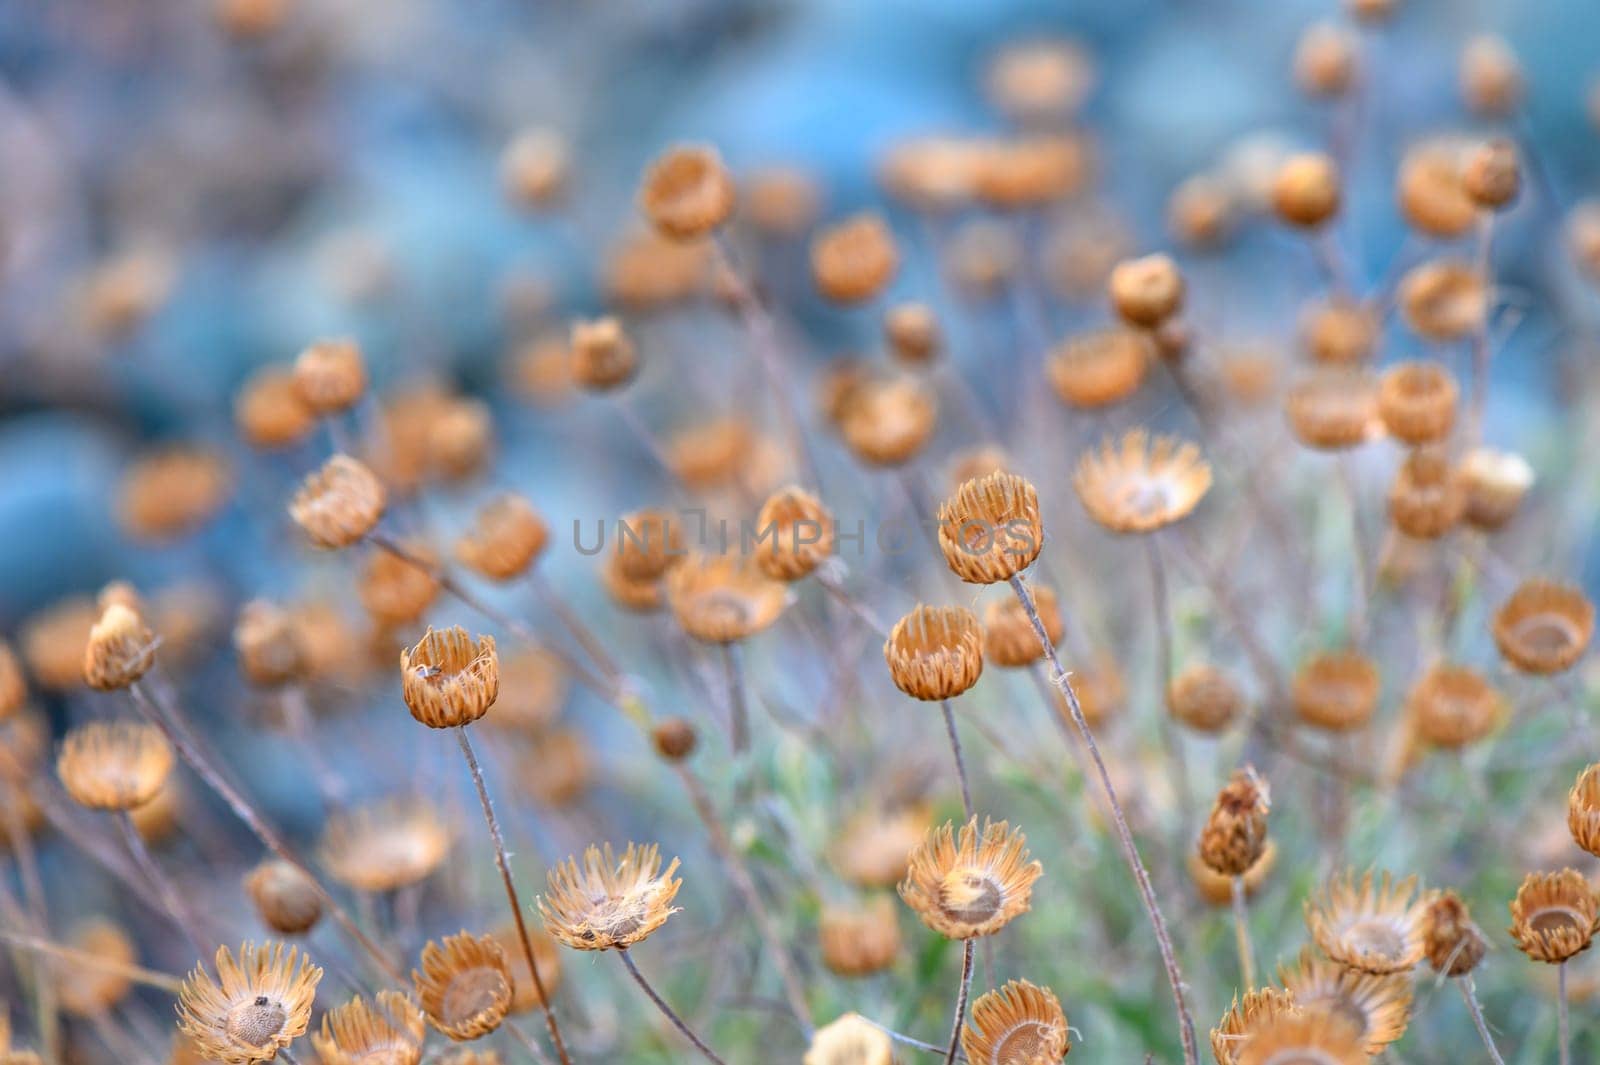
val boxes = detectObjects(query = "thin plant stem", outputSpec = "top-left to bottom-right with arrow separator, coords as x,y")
0,804 -> 59,1062
126,680 -> 404,985
1230,875 -> 1255,991
943,938 -> 975,1065
505,1016 -> 557,1065
940,699 -> 975,820
859,1014 -> 965,1059
1559,958 -> 1571,1065
454,725 -> 571,1065
279,685 -> 346,809
1008,574 -> 1200,1065
0,928 -> 185,994
1468,214 -> 1495,445
528,568 -> 624,683
720,642 -> 750,755
1459,975 -> 1508,1065
116,811 -> 208,957
1145,536 -> 1192,829
618,948 -> 730,1065
1334,455 -> 1371,648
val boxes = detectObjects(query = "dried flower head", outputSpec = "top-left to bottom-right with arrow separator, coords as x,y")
491,925 -> 563,1013
1301,298 -> 1378,365
400,627 -> 499,729
753,486 -> 835,581
290,455 -> 387,549
57,918 -> 137,1016
742,166 -> 821,237
1167,663 -> 1245,734
1073,430 -> 1211,533
1463,139 -> 1520,210
312,990 -> 425,1065
1509,869 -> 1600,964
803,1013 -> 894,1065
899,818 -> 1042,940
1237,1011 -> 1367,1065
1197,767 -> 1270,877
236,367 -> 316,451
292,339 -> 367,415
320,797 -> 453,894
1189,841 -> 1276,907
177,942 -> 322,1064
812,213 -> 899,303
984,586 -> 1062,668
413,933 -> 511,1041
1397,141 -> 1478,239
359,544 -> 441,626
1461,34 -> 1523,117
233,601 -> 307,688
1377,361 -> 1458,445
838,375 -> 937,466
1278,948 -> 1413,1053
1292,651 -> 1379,731
1491,579 -> 1594,674
1399,259 -> 1488,342
1388,447 -> 1465,540
116,447 -> 232,543
1109,253 -> 1185,328
56,720 -> 172,811
479,646 -> 565,736
1210,988 -> 1300,1065
1295,22 -> 1358,98
884,605 -> 984,701
1306,869 -> 1432,974
1047,328 -> 1150,409
986,37 -> 1094,123
819,896 -> 901,978
519,728 -> 592,808
664,553 -> 788,643
832,805 -> 933,888
1168,173 -> 1237,249
1285,369 -> 1379,450
1571,764 -> 1600,858
501,128 -> 569,211
937,473 -> 1043,584
455,495 -> 548,581
569,316 -> 637,391
884,302 -> 942,365
1569,201 -> 1600,280
82,603 -> 156,691
603,230 -> 712,310
1272,153 -> 1341,228
427,397 -> 494,482
538,842 -> 682,950
1407,663 -> 1503,748
878,136 -> 984,212
638,144 -> 735,241
1423,891 -> 1488,976
666,416 -> 755,490
961,979 -> 1070,1065
0,643 -> 24,721
1460,446 -> 1534,530
245,860 -> 323,937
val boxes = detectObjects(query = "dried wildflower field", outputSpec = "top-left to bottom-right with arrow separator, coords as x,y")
3,1 -> 1600,1063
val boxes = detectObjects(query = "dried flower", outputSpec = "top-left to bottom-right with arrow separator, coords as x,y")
1073,430 -> 1211,533
569,317 -> 637,391
884,302 -> 942,365
491,924 -> 563,1013
1197,768 -> 1270,877
838,375 -> 937,466
83,603 -> 156,690
1271,153 -> 1341,228
320,798 -> 453,894
1492,579 -> 1594,674
884,605 -> 983,701
234,601 -> 307,688
455,494 -> 548,581
899,818 -> 1041,940
1168,173 -> 1237,249
235,367 -> 316,451
1377,361 -> 1458,445
753,486 -> 835,581
0,643 -> 25,721
1407,664 -> 1503,748
1423,891 -> 1488,976
1389,447 -> 1465,539
1294,22 -> 1357,98
1047,328 -> 1150,409
1237,1012 -> 1366,1065
666,416 -> 755,490
520,729 -> 592,808
1285,369 -> 1379,450
1301,298 -> 1378,365
1460,34 -> 1523,117
1570,764 -> 1600,858
413,933 -> 512,1041
245,860 -> 323,936
1399,259 -> 1487,342
986,37 -> 1094,123
400,627 -> 499,729
501,129 -> 569,211
1460,447 -> 1534,530
538,842 -> 682,951
290,455 -> 387,549
56,721 -> 172,811
1509,869 -> 1600,963
1108,253 -> 1184,328
937,473 -> 1042,585
819,897 -> 901,978
292,339 -> 367,415
427,398 -> 494,481
1167,663 -> 1245,734
803,1013 -> 893,1065
1398,141 -> 1478,239
664,553 -> 788,643
1210,988 -> 1300,1065
177,942 -> 322,1065
742,166 -> 821,237
973,135 -> 1089,210
1306,869 -> 1432,974
638,144 -> 735,240
57,918 -> 137,1016
1292,651 -> 1380,731
649,717 -> 698,762
312,990 -> 425,1065
1189,841 -> 1276,907
812,213 -> 898,303
1462,139 -> 1520,210
359,544 -> 441,626
832,806 -> 933,889
1278,948 -> 1412,1053
116,447 -> 232,543
961,979 -> 1070,1064
984,586 -> 1062,668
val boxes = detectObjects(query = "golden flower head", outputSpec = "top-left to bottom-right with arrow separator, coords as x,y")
1109,253 -> 1184,328
885,605 -> 983,702
1463,138 -> 1520,210
961,979 -> 1069,1065
603,230 -> 712,311
812,212 -> 899,303
1237,1011 -> 1366,1065
455,494 -> 548,581
319,797 -> 453,894
819,896 -> 901,978
1388,447 -> 1465,540
972,135 -> 1089,210
568,316 -> 637,392
400,627 -> 499,729
233,601 -> 307,688
832,805 -> 933,888
1278,948 -> 1412,1054
665,553 -> 788,643
937,473 -> 1043,585
742,166 -> 821,237
986,37 -> 1094,123
1460,447 -> 1533,530
601,553 -> 666,613
984,586 -> 1062,668
289,455 -> 387,549
491,925 -> 563,1013
1397,140 -> 1478,240
235,367 -> 316,451
1305,868 -> 1433,974
1189,841 -> 1276,908
500,128 -> 569,211
884,302 -> 942,365
1292,651 -> 1379,731
638,144 -> 735,241
427,398 -> 494,482
1570,763 -> 1600,858
1294,21 -> 1358,98
803,1013 -> 893,1065
57,918 -> 137,1016
82,603 -> 156,691
56,720 -> 172,811
1047,328 -> 1150,409
245,860 -> 323,937
1168,173 -> 1237,250
413,933 -> 511,1041
1073,430 -> 1211,534
1423,891 -> 1488,977
1509,868 -> 1600,964
518,728 -> 592,808
753,486 -> 835,582
0,643 -> 25,721
1399,259 -> 1487,342
666,416 -> 755,491
1377,361 -> 1458,445
482,646 -> 565,736
838,375 -> 937,466
539,842 -> 682,951
1210,988 -> 1300,1065
116,446 -> 232,543
177,942 -> 322,1065
1406,664 -> 1503,749
877,135 -> 984,213
1285,369 -> 1380,450
898,818 -> 1042,940
1167,663 -> 1245,734
1301,297 -> 1378,366
1461,33 -> 1523,117
1491,579 -> 1594,675
1197,767 -> 1270,877
312,989 -> 424,1065
292,339 -> 367,415
1271,152 -> 1341,228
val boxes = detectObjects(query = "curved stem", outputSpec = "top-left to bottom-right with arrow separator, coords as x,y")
1008,575 -> 1200,1065
1459,975 -> 1508,1065
1468,214 -> 1496,445
618,948 -> 729,1065
943,939 -> 976,1065
1333,455 -> 1370,648
0,928 -> 184,994
720,642 -> 750,755
1145,536 -> 1192,827
116,811 -> 208,957
940,700 -> 975,821
0,802 -> 59,1062
455,726 -> 570,1065
1559,959 -> 1571,1065
1230,875 -> 1255,991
